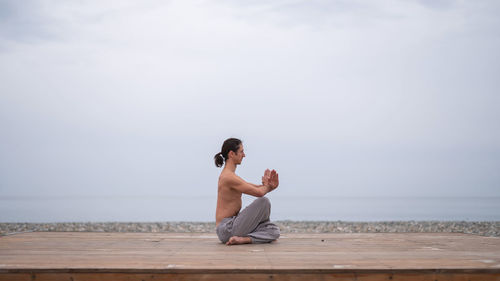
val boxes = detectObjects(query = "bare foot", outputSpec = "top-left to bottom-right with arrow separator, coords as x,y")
226,236 -> 252,245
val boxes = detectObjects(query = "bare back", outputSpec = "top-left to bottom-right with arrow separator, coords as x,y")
216,169 -> 243,226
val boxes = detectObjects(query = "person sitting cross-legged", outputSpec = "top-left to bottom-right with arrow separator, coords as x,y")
214,138 -> 280,245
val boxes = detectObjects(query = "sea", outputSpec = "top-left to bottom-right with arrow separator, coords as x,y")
1,195 -> 499,222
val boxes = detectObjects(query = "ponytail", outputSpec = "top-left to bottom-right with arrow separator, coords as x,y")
214,152 -> 224,167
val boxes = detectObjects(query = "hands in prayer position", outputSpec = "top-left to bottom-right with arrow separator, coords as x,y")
262,169 -> 279,190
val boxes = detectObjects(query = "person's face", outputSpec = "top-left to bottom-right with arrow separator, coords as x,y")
234,144 -> 245,165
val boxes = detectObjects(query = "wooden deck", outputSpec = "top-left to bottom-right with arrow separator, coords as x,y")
1,232 -> 500,280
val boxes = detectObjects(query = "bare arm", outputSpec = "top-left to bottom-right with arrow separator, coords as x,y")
226,175 -> 273,197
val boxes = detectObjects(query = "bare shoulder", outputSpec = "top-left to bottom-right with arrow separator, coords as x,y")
219,171 -> 244,187
218,170 -> 231,184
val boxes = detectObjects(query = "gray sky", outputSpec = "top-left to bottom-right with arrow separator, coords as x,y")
1,0 -> 499,200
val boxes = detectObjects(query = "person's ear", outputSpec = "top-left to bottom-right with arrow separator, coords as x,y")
228,150 -> 234,158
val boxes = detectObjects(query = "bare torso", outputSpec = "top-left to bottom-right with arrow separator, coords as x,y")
215,169 -> 242,227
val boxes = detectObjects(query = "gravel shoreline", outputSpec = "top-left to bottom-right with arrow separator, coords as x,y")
1,221 -> 499,237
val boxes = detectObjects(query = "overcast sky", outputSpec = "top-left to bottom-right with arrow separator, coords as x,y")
1,0 -> 499,200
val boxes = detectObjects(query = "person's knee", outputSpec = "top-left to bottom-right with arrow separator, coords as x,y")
256,196 -> 271,208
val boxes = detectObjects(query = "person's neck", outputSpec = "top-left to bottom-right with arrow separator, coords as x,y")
224,161 -> 237,173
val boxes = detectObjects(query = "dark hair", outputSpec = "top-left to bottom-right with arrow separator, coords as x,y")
214,138 -> 242,167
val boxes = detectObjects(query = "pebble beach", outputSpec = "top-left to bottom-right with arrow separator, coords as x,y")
1,221 -> 499,237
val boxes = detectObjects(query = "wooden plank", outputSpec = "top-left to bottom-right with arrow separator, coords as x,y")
1,272 -> 500,281
1,232 -> 499,280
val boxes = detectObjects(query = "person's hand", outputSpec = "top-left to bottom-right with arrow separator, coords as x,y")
268,169 -> 279,190
262,169 -> 279,190
262,169 -> 271,186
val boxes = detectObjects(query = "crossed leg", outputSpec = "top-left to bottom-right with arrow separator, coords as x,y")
226,197 -> 280,245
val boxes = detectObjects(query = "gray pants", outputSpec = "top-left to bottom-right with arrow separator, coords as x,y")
216,197 -> 280,244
